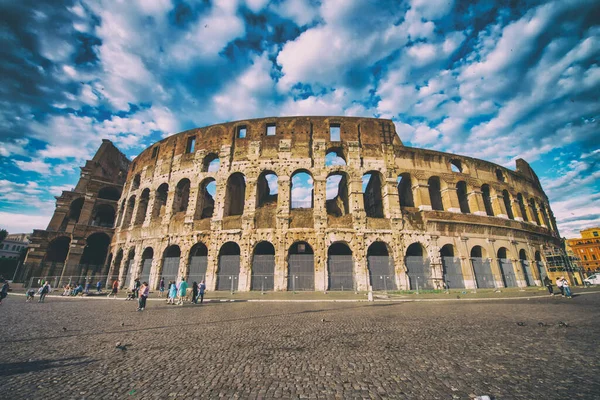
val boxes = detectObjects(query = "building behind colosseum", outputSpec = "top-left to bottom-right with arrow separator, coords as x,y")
24,116 -> 563,292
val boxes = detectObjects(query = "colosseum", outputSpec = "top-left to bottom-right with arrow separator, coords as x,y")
89,116 -> 560,293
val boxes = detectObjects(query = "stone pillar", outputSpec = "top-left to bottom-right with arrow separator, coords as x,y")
178,246 -> 191,281
486,239 -> 503,288
277,175 -> 290,231
78,195 -> 96,226
512,198 -> 524,222
185,185 -> 198,224
149,251 -> 163,290
205,240 -> 219,291
441,186 -> 461,213
62,240 -> 85,278
314,234 -> 327,292
274,240 -> 287,291
413,178 -> 432,211
467,186 -> 486,216
117,250 -> 131,289
313,175 -> 327,230
143,191 -> 156,227
238,239 -> 251,292
350,177 -> 366,229
492,190 -> 508,219
386,178 -> 401,219
511,241 -> 528,288
354,235 -> 369,291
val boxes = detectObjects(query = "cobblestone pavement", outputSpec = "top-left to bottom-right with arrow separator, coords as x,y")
1,293 -> 599,399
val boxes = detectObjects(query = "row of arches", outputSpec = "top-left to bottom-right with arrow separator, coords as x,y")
64,186 -> 121,229
40,232 -> 112,278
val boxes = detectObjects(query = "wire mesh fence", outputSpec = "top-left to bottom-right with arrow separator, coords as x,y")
327,255 -> 355,291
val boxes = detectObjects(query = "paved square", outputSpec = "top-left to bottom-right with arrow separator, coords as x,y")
1,293 -> 599,399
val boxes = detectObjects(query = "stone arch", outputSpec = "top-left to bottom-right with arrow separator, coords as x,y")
152,183 -> 169,219
327,242 -> 354,291
195,178 -> 216,220
68,197 -> 85,223
134,188 -> 150,225
162,245 -> 181,282
256,170 -> 278,208
405,243 -> 433,290
428,176 -> 444,211
224,173 -> 246,217
456,181 -> 470,213
131,173 -> 141,190
470,245 -> 494,288
326,171 -> 349,217
440,244 -> 464,288
287,241 -> 314,291
528,198 -> 541,224
397,173 -> 415,208
202,153 -> 220,172
519,248 -> 534,286
44,236 -> 71,276
188,242 -> 209,283
325,147 -> 347,166
121,195 -> 136,227
363,171 -> 384,218
251,241 -> 275,291
517,193 -> 529,222
172,178 -> 191,214
497,247 -> 517,287
449,159 -> 463,173
367,241 -> 396,291
495,168 -> 505,182
80,232 -> 111,277
98,186 -> 121,201
481,184 -> 494,216
91,203 -> 115,227
216,242 -> 241,291
502,190 -> 514,219
290,169 -> 313,209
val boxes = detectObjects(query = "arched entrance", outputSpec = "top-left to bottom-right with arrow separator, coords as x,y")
251,241 -> 275,291
123,248 -> 136,288
111,249 -> 123,285
139,248 -> 153,286
44,236 -> 71,277
441,244 -> 464,289
217,242 -> 240,291
497,247 -> 517,287
327,242 -> 354,291
80,232 -> 111,278
520,249 -> 534,286
535,251 -> 547,282
471,246 -> 494,288
287,241 -> 314,291
367,242 -> 396,291
188,243 -> 208,283
162,245 -> 181,282
405,243 -> 433,290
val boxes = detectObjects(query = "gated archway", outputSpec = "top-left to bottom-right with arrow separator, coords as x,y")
80,232 -> 111,278
162,245 -> 181,282
287,241 -> 314,291
520,249 -> 534,286
441,244 -> 464,289
123,248 -> 136,288
327,242 -> 354,291
217,242 -> 240,291
138,247 -> 153,287
44,236 -> 71,277
188,242 -> 208,283
251,241 -> 275,291
367,242 -> 396,291
470,246 -> 494,288
405,243 -> 433,290
497,247 -> 517,287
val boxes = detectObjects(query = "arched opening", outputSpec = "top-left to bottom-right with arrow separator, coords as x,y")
519,249 -> 533,286
122,195 -> 136,227
172,179 -> 191,214
132,174 -> 141,190
326,172 -> 349,217
288,241 -> 314,291
202,153 -> 220,172
256,171 -> 278,208
98,186 -> 121,201
405,243 -> 433,290
497,247 -> 517,287
152,183 -> 169,219
80,232 -> 111,277
134,189 -> 150,225
529,198 -> 541,224
535,250 -> 547,282
502,190 -> 514,219
251,241 -> 275,291
441,244 -> 464,289
327,242 -> 354,291
481,184 -> 494,216
325,148 -> 346,166
162,245 -> 181,282
123,248 -> 136,288
45,236 -> 71,276
111,249 -> 123,285
363,171 -> 384,218
397,173 -> 414,208
367,241 -> 396,291
195,178 -> 216,220
188,243 -> 208,283
456,181 -> 470,213
540,203 -> 551,228
217,242 -> 240,291
470,245 -> 494,288
517,193 -> 528,222
495,169 -> 505,182
224,173 -> 246,217
449,160 -> 462,173
68,198 -> 84,223
139,247 -> 153,286
290,170 -> 313,209
91,204 -> 116,227
428,177 -> 444,211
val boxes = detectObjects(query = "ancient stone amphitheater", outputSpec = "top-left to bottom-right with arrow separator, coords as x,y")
108,116 -> 560,292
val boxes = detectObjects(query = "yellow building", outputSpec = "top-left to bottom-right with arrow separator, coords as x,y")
566,227 -> 600,274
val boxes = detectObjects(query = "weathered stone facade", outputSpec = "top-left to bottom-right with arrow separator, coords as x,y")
108,116 -> 561,291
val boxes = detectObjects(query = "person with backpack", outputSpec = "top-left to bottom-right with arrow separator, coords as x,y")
198,280 -> 206,304
192,281 -> 199,304
108,279 -> 119,298
38,282 -> 51,303
177,278 -> 188,306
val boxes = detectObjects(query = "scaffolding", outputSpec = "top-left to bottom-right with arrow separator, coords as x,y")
543,245 -> 585,285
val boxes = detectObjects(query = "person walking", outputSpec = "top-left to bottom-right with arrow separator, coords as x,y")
198,280 -> 206,304
562,277 -> 573,298
177,278 -> 188,306
543,276 -> 554,295
158,277 -> 165,298
556,276 -> 565,297
38,282 -> 51,303
108,279 -> 119,298
167,281 -> 177,304
96,280 -> 102,293
192,281 -> 198,304
85,281 -> 91,295
137,282 -> 149,311
0,281 -> 9,305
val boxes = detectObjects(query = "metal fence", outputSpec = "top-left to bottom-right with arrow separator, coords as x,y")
471,258 -> 496,289
28,275 -> 114,293
250,255 -> 275,291
288,255 -> 314,291
327,255 -> 355,291
521,260 -> 535,286
188,256 -> 208,284
368,256 -> 397,291
216,255 -> 240,291
499,258 -> 518,288
406,256 -> 434,290
442,256 -> 465,289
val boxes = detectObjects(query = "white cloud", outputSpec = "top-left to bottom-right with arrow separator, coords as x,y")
0,212 -> 53,234
410,0 -> 455,20
272,0 -> 320,26
13,159 -> 54,175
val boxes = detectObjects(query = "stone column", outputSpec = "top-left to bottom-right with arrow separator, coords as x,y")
441,186 -> 461,213
314,234 -> 327,292
238,239 -> 251,292
149,251 -> 163,290
486,239 -> 503,288
277,175 -> 290,231
511,241 -> 528,287
386,178 -> 402,219
458,238 -> 476,289
143,191 -> 156,227
467,186 -> 486,216
354,235 -> 369,291
511,198 -> 524,222
274,240 -> 287,291
491,190 -> 508,219
413,178 -> 432,211
350,177 -> 366,230
313,175 -> 327,230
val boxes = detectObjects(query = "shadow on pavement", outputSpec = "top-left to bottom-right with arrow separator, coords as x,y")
0,357 -> 95,377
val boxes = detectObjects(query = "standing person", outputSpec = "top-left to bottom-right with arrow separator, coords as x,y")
167,281 -> 177,304
158,277 -> 165,298
177,278 -> 188,306
85,281 -> 91,294
134,278 -> 141,298
108,279 -> 119,298
198,280 -> 206,304
192,281 -> 198,304
562,277 -> 573,298
543,276 -> 554,296
137,282 -> 149,311
96,280 -> 102,293
38,282 -> 51,303
0,281 -> 9,305
556,276 -> 565,297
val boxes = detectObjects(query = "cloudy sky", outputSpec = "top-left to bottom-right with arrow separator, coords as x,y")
0,0 -> 598,237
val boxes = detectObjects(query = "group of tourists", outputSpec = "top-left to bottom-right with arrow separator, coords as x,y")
543,276 -> 573,298
120,277 -> 206,311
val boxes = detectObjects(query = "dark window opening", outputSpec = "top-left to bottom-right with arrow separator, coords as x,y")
91,204 -> 116,227
173,179 -> 191,213
329,124 -> 341,141
428,176 -> 444,211
363,172 -> 384,218
122,195 -> 136,227
517,193 -> 528,221
256,171 -> 278,208
397,173 -> 414,208
326,172 -> 349,217
456,181 -> 470,213
152,183 -> 169,219
186,137 -> 196,153
98,186 -> 121,200
481,184 -> 494,216
195,178 -> 216,220
151,146 -> 159,159
68,198 -> 85,223
495,168 -> 505,182
450,160 -> 462,173
202,153 -> 220,172
224,173 -> 246,217
502,190 -> 514,219
237,125 -> 247,139
132,174 -> 141,190
134,189 -> 150,225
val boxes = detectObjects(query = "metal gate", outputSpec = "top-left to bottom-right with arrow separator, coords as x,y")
499,258 -> 517,287
139,259 -> 152,285
251,255 -> 274,291
162,257 -> 180,281
442,256 -> 465,289
216,255 -> 240,291
471,258 -> 495,288
287,254 -> 314,291
188,256 -> 207,283
367,256 -> 397,291
406,256 -> 434,290
521,260 -> 534,286
125,259 -> 136,288
328,255 -> 355,291
536,261 -> 547,282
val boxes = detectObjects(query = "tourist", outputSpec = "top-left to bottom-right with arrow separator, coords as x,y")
96,280 -> 102,293
62,283 -> 71,296
38,282 -> 51,303
73,283 -> 84,296
108,280 -> 118,298
137,281 -> 149,311
167,281 -> 177,304
543,276 -> 553,295
0,280 -> 9,305
192,281 -> 198,304
177,278 -> 188,306
133,278 -> 141,298
556,277 -> 564,297
26,287 -> 36,302
562,277 -> 573,299
85,281 -> 91,294
198,280 -> 206,304
159,277 -> 165,298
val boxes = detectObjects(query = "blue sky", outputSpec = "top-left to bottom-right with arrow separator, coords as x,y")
0,0 -> 598,237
